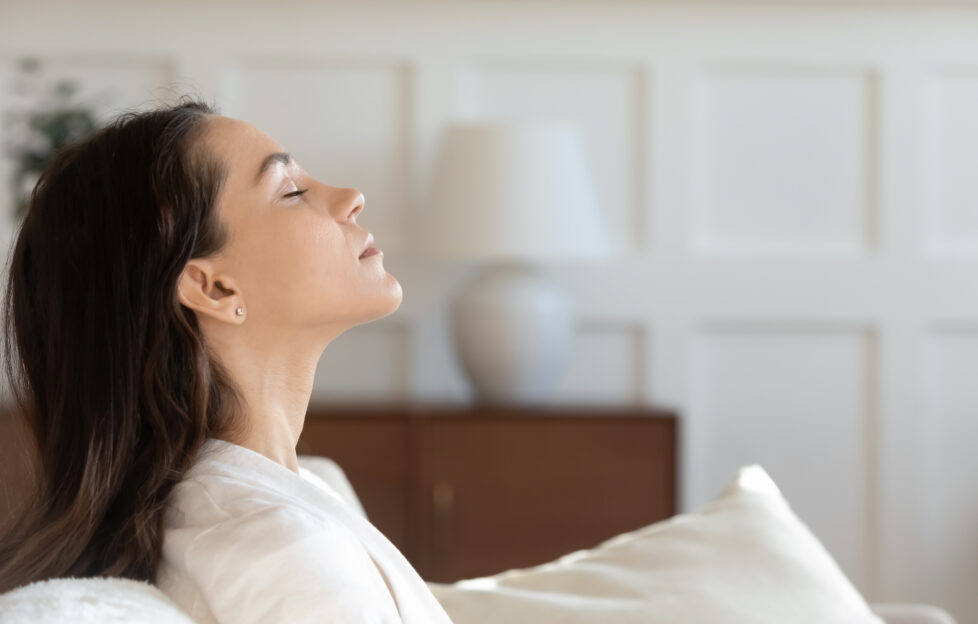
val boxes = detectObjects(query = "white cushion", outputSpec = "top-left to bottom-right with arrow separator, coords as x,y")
0,576 -> 195,624
427,465 -> 884,624
871,603 -> 957,624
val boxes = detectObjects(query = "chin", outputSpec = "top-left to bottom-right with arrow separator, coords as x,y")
378,280 -> 404,317
357,279 -> 403,325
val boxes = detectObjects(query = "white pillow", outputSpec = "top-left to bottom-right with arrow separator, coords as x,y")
427,465 -> 883,624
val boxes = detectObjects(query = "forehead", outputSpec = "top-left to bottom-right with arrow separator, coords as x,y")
200,115 -> 285,181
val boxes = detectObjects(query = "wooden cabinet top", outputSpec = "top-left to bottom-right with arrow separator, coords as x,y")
305,402 -> 678,421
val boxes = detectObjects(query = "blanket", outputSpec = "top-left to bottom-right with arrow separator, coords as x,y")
0,576 -> 195,624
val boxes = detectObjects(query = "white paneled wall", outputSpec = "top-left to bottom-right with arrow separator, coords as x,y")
924,72 -> 978,257
922,329 -> 978,616
691,66 -> 875,255
1,1 -> 977,620
690,326 -> 876,586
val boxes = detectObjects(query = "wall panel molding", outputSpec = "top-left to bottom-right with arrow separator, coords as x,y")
690,63 -> 878,257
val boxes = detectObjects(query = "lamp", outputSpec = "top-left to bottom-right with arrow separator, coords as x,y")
419,120 -> 611,404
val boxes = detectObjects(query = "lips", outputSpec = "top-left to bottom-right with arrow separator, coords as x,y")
358,233 -> 380,259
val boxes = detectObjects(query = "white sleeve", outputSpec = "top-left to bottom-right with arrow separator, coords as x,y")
181,504 -> 403,624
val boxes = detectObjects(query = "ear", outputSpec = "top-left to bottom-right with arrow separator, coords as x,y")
177,259 -> 246,324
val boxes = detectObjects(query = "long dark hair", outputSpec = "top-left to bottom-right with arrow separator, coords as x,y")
0,98 -> 247,591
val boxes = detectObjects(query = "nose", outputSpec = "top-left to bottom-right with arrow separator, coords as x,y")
323,185 -> 364,222
345,189 -> 364,222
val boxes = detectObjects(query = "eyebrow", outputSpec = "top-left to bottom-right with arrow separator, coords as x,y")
254,151 -> 292,185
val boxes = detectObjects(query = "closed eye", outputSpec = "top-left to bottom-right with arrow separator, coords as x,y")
284,188 -> 309,199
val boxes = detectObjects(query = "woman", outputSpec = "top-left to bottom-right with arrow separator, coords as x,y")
0,99 -> 453,623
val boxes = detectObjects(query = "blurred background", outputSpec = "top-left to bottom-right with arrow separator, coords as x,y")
0,0 -> 976,621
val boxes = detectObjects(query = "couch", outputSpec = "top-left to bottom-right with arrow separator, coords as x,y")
0,455 -> 956,624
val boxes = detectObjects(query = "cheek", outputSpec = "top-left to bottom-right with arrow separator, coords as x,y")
233,212 -> 400,324
240,217 -> 353,308
307,230 -> 360,295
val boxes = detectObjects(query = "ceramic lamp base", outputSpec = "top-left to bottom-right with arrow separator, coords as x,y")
451,263 -> 574,404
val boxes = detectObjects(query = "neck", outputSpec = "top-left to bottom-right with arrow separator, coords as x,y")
202,322 -> 346,474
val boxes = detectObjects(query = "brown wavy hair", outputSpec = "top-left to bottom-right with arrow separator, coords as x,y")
0,98 -> 246,591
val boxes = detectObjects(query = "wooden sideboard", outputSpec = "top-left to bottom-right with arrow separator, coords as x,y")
297,404 -> 677,583
0,403 -> 677,583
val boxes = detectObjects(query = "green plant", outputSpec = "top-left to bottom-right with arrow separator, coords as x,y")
4,58 -> 100,220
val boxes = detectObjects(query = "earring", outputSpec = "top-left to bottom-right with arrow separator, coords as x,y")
235,306 -> 244,317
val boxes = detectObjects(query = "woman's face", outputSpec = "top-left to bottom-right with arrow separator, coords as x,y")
189,115 -> 402,335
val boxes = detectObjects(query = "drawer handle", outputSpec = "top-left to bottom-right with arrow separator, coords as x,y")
433,482 -> 455,512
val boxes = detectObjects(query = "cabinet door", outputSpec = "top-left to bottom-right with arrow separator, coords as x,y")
416,416 -> 675,582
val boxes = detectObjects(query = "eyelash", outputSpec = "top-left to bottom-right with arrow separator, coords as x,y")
284,188 -> 309,199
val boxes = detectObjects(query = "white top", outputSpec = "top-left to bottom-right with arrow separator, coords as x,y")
155,438 -> 454,624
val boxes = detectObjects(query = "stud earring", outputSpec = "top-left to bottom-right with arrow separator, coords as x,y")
235,306 -> 244,317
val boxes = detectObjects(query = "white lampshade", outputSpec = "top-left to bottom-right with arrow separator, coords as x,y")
419,120 -> 611,262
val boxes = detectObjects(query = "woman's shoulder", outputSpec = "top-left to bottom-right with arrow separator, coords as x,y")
164,438 -> 384,572
170,439 -> 335,522
167,465 -> 337,531
159,489 -> 403,624
163,478 -> 379,592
